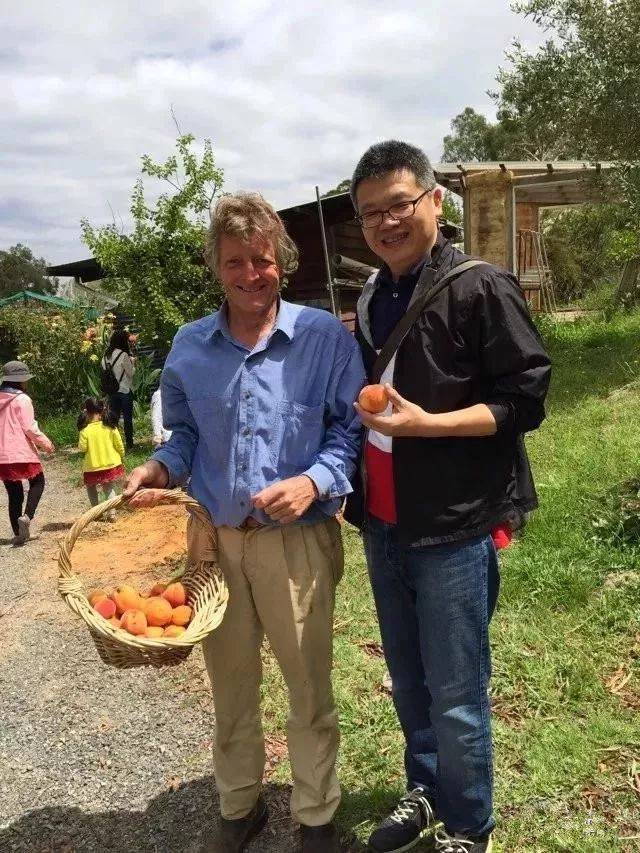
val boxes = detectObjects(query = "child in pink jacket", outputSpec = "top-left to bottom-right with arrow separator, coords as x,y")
0,361 -> 54,544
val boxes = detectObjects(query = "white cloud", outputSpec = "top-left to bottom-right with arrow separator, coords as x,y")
1,0 -> 542,263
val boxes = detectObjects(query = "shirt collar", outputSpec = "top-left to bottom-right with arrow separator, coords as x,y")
210,297 -> 296,343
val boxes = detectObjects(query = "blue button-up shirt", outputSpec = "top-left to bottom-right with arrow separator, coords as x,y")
153,299 -> 366,527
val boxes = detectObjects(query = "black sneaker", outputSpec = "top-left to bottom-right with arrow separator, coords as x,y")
368,787 -> 436,852
433,828 -> 493,852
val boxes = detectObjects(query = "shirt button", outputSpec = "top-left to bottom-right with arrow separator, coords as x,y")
239,463 -> 246,471
245,391 -> 251,400
240,500 -> 245,507
242,427 -> 251,436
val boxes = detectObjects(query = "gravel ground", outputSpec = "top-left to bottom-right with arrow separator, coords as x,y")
0,458 -> 303,853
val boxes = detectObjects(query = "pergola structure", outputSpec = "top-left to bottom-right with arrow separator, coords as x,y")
433,161 -> 615,310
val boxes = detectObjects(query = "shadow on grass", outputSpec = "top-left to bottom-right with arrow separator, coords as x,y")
0,777 -> 424,852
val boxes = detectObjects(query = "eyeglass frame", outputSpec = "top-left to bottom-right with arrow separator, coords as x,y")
354,187 -> 434,229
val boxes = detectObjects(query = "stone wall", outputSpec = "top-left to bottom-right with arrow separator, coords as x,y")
465,170 -> 514,269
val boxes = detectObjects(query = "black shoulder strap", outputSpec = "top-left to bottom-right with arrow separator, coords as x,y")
371,259 -> 488,383
110,350 -> 126,383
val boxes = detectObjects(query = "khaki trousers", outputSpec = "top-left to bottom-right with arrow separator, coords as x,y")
189,514 -> 344,827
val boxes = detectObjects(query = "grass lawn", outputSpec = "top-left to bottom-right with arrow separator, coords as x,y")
47,312 -> 640,851
263,312 -> 640,851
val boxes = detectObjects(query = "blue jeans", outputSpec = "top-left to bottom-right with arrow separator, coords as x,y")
363,515 -> 499,837
109,391 -> 134,447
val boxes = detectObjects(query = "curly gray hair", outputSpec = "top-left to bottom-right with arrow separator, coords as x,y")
204,192 -> 299,275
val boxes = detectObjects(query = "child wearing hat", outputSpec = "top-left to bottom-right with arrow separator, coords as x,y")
0,361 -> 54,544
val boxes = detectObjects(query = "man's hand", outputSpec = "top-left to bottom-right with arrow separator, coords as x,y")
354,384 -> 498,438
355,384 -> 435,437
123,460 -> 170,508
252,475 -> 319,525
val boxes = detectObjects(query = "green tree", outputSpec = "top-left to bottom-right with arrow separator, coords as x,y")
322,179 -> 351,198
441,190 -> 463,225
0,244 -> 57,298
498,0 -> 640,162
442,107 -> 512,162
81,134 -> 225,346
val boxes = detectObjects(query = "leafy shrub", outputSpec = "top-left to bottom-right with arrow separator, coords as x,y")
0,306 -> 105,416
542,204 -> 640,306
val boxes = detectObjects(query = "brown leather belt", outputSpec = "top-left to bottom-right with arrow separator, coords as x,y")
237,516 -> 266,531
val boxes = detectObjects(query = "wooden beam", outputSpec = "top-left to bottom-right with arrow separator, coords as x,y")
512,168 -> 601,188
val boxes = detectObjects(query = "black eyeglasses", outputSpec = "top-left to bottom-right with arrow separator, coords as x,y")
355,189 -> 432,229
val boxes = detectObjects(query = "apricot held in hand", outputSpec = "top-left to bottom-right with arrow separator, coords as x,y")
145,596 -> 173,627
93,597 -> 117,619
171,605 -> 192,627
163,625 -> 186,638
162,582 -> 186,608
358,384 -> 389,414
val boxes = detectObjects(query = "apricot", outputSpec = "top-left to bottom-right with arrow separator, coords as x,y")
358,384 -> 389,414
93,597 -> 117,619
121,609 -> 147,636
109,616 -> 121,628
145,596 -> 173,627
88,588 -> 108,607
144,626 -> 165,639
162,582 -> 186,608
171,605 -> 193,627
112,584 -> 143,616
149,581 -> 168,597
163,625 -> 186,638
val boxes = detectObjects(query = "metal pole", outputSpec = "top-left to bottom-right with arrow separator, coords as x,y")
315,185 -> 338,316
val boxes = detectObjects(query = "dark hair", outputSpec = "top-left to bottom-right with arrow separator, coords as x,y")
0,381 -> 24,391
106,329 -> 131,357
78,396 -> 119,430
350,140 -> 437,206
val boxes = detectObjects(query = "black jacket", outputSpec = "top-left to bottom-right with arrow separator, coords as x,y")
344,235 -> 551,544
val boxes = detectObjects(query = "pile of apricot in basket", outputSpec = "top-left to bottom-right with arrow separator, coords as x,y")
88,582 -> 192,638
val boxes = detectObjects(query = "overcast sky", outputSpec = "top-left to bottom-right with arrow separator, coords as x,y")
1,1 -> 543,264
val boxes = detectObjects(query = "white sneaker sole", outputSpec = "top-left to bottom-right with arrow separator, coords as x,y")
16,516 -> 30,544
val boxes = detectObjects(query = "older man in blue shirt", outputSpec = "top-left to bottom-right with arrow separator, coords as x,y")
124,192 -> 365,853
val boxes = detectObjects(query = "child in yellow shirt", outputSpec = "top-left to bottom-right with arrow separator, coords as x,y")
78,398 -> 125,519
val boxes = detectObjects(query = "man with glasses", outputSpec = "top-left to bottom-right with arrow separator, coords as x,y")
345,141 -> 550,853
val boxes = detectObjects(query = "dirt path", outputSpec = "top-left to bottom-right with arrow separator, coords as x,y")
0,457 -> 298,852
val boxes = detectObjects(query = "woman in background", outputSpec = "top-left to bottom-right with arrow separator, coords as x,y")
0,361 -> 54,544
102,329 -> 136,450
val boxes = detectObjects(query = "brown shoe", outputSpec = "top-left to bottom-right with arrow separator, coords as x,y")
207,794 -> 268,852
300,822 -> 341,852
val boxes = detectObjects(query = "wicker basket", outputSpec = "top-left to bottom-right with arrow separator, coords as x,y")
58,489 -> 228,669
